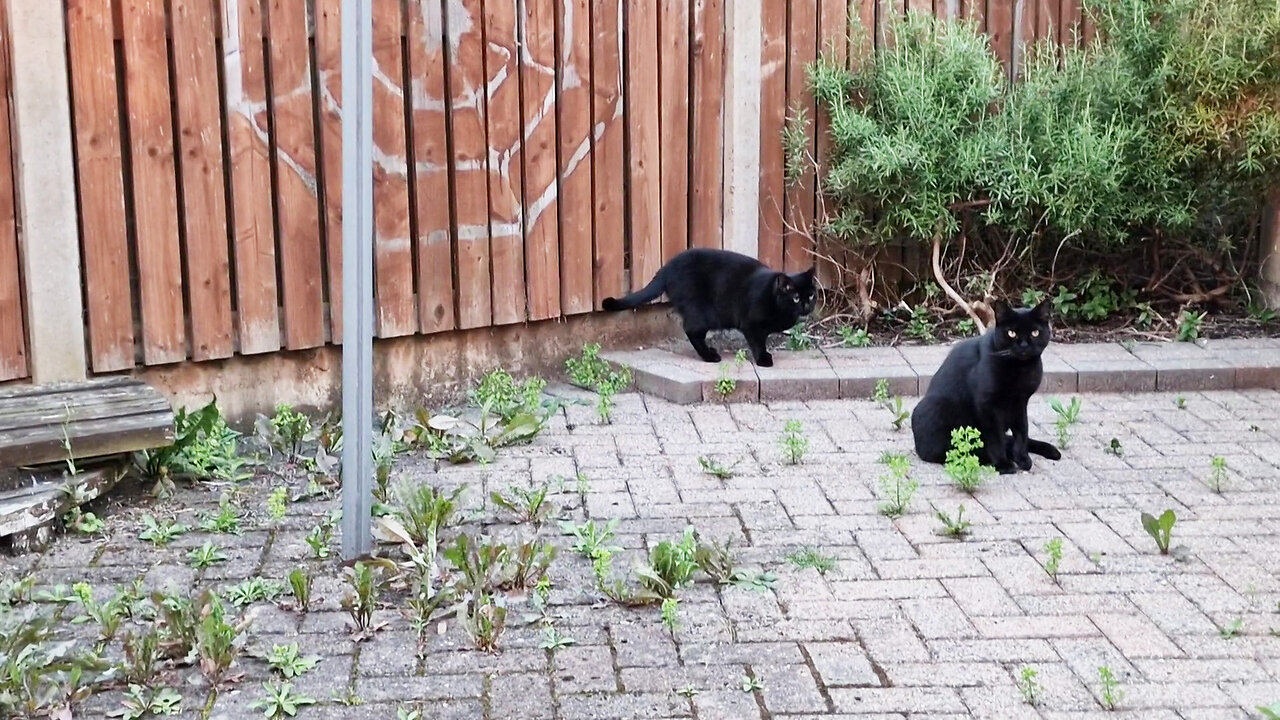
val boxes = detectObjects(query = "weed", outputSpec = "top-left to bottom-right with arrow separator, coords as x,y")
1097,666 -> 1122,710
267,487 -> 288,523
138,515 -> 188,547
1,574 -> 35,607
934,504 -> 972,538
331,690 -> 364,706
562,519 -> 622,561
33,585 -> 76,605
733,571 -> 779,591
872,380 -> 910,430
780,420 -> 809,464
714,365 -> 738,397
305,512 -> 339,559
268,404 -> 313,456
1043,538 -> 1064,581
837,325 -> 872,347
265,643 -> 320,678
250,682 -> 317,719
1219,617 -> 1244,639
498,536 -> 557,592
469,369 -> 549,422
786,547 -> 838,575
785,321 -> 816,350
905,305 -> 936,342
661,597 -> 680,635
1258,703 -> 1280,720
1016,666 -> 1041,706
945,427 -> 993,493
677,685 -> 699,698
490,482 -> 557,527
956,318 -> 977,336
741,674 -> 764,693
1104,437 -> 1123,456
1176,309 -> 1206,342
1207,456 -> 1228,493
877,452 -> 917,518
464,593 -> 507,652
70,582 -> 124,645
342,561 -> 393,638
188,541 -> 227,570
694,535 -> 742,585
566,343 -> 632,423
225,578 -> 284,607
637,528 -> 699,599
538,625 -> 576,651
115,684 -> 182,719
1048,397 -> 1082,448
782,105 -> 810,183
1174,395 -> 1187,409
394,483 -> 463,560
65,508 -> 104,535
287,569 -> 312,613
199,499 -> 243,534
151,592 -> 198,661
195,593 -> 249,685
135,401 -> 251,486
398,708 -> 424,720
121,629 -> 160,685
698,456 -> 738,479
1140,510 -> 1177,555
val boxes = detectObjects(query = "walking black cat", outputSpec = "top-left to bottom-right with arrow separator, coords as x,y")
911,298 -> 1062,474
602,249 -> 816,367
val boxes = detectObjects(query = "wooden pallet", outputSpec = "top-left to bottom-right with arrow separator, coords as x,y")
0,466 -> 124,551
0,377 -> 174,468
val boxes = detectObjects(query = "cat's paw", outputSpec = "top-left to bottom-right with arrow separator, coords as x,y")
1016,453 -> 1033,471
697,350 -> 722,363
996,463 -> 1018,475
755,352 -> 774,367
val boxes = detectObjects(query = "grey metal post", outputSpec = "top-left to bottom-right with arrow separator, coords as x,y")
341,0 -> 374,559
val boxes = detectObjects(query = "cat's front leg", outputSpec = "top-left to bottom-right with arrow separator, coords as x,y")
1010,404 -> 1033,471
745,330 -> 773,367
981,422 -> 1018,475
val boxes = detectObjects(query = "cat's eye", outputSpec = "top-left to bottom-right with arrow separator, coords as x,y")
1031,329 -> 1040,337
1006,330 -> 1017,339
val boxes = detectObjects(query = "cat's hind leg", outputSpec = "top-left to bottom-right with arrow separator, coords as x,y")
685,328 -> 721,363
744,330 -> 773,367
911,396 -> 953,464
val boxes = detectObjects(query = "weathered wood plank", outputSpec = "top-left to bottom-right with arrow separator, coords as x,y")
406,0 -> 457,333
691,0 -> 725,249
558,0 -> 595,315
120,0 -> 187,365
784,0 -> 818,272
485,0 -> 528,325
0,377 -> 139,401
988,0 -> 1015,78
522,0 -> 562,321
758,0 -> 787,270
659,0 -> 690,261
223,0 -> 282,354
591,0 -> 626,308
626,0 -> 663,289
315,0 -> 344,338
817,0 -> 850,287
0,395 -> 171,434
0,383 -> 169,423
171,0 -> 235,361
0,0 -> 20,380
65,0 -> 133,373
0,415 -> 173,469
0,468 -> 123,539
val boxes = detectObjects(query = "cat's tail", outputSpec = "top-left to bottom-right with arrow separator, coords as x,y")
1027,438 -> 1062,461
602,270 -> 666,311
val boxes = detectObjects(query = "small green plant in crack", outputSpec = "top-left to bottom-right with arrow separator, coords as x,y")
287,568 -> 312,613
188,541 -> 228,570
565,343 -> 632,424
70,582 -> 124,646
1016,666 -> 1041,706
331,690 -> 364,706
877,452 -> 917,518
1219,617 -> 1244,639
1097,666 -> 1122,710
786,547 -> 838,575
490,482 -> 557,527
780,420 -> 809,464
945,427 -> 993,493
250,681 -> 317,719
1206,456 -> 1228,494
784,321 -> 816,351
933,504 -> 972,538
65,507 -> 105,535
114,684 -> 182,720
733,571 -> 779,591
694,534 -> 743,585
1176,309 -> 1206,342
398,707 -> 424,720
305,512 -> 339,559
837,325 -> 872,348
714,362 -> 738,398
199,498 -> 243,534
741,674 -> 764,693
1258,703 -> 1280,719
464,593 -> 507,653
661,597 -> 680,635
539,625 -> 575,652
872,379 -> 910,430
265,643 -> 320,678
195,592 -> 249,685
1105,438 -> 1123,457
268,403 -> 313,457
1174,395 -> 1187,409
342,560 -> 393,638
267,487 -> 289,523
225,577 -> 284,607
636,528 -> 699,599
33,584 -> 76,604
1043,538 -> 1063,582
1140,510 -> 1177,555
676,685 -> 700,698
1048,397 -> 1082,448
138,515 -> 188,547
121,628 -> 161,685
562,518 -> 622,561
698,456 -> 738,480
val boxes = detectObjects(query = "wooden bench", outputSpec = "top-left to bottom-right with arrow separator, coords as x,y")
0,377 -> 174,468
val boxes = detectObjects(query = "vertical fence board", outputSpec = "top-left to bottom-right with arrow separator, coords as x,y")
368,1 -> 416,336
521,0 -> 561,320
906,0 -> 931,15
877,0 -> 906,49
557,0 -> 595,314
223,0 -> 281,353
625,0 -> 662,287
658,0 -> 689,261
484,0 -> 527,325
446,0 -> 493,329
1015,0 -> 1036,76
783,0 -> 817,272
266,0 -> 326,348
1036,0 -> 1058,44
406,0 -> 456,333
815,0 -> 848,287
315,0 -> 344,337
757,0 -> 786,269
988,0 -> 1015,74
120,0 -> 186,365
0,3 -> 24,380
171,0 -> 234,361
591,0 -> 626,307
690,0 -> 724,249
963,0 -> 987,32
65,0 -> 133,372
1060,0 -> 1082,46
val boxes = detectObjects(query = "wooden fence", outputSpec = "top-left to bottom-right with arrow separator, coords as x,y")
0,0 -> 1099,383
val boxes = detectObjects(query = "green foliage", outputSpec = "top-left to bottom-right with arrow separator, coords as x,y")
305,512 -> 339,559
694,535 -> 743,585
195,593 -> 249,685
934,504 -> 972,537
661,598 -> 680,635
265,644 -> 320,679
113,684 -> 182,719
268,404 -> 312,456
837,325 -> 873,347
1017,666 -> 1042,706
637,528 -> 699,599
1140,509 -> 1177,554
469,369 -> 549,422
1258,702 -> 1280,719
490,482 -> 556,527
1097,665 -> 1123,710
1043,538 -> 1064,581
877,452 -> 917,518
784,321 -> 816,350
1105,437 -> 1124,456
714,362 -> 738,397
561,519 -> 622,561
785,547 -> 839,575
566,343 -> 633,423
135,400 -> 250,485
945,427 -> 993,493
698,456 -> 738,480
873,381 -> 911,430
266,487 -> 288,523
249,682 -> 316,719
782,107 -> 811,185
287,569 -> 312,613
780,420 -> 809,465
1,604 -> 112,717
393,483 -> 463,556
138,516 -> 188,547
1049,397 -> 1082,448
1176,310 -> 1206,342
225,578 -> 284,608
463,593 -> 507,653
199,498 -> 243,534
1207,456 -> 1229,493
188,541 -> 227,570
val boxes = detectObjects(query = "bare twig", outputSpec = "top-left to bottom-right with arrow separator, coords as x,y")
931,233 -> 987,333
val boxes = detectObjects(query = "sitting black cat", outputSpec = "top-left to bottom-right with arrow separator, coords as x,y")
602,248 -> 816,367
911,299 -> 1062,474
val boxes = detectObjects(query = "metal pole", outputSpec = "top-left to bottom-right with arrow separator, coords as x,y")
341,0 -> 374,559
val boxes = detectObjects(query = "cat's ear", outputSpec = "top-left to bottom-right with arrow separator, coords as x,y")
804,265 -> 817,278
1032,296 -> 1053,320
991,299 -> 1012,322
773,274 -> 794,293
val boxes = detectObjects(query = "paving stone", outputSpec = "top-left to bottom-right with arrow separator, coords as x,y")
558,691 -> 692,720
806,642 -> 881,687
829,687 -> 968,714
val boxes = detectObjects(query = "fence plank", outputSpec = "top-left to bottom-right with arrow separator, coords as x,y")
691,0 -> 725,250
315,0 -> 344,337
120,0 -> 186,365
591,0 -> 626,307
816,0 -> 848,287
1015,0 -> 1035,76
989,0 -> 1015,74
65,0 -> 133,372
266,0 -> 326,348
757,0 -> 786,269
659,0 -> 690,261
367,0 -> 416,337
1061,0 -> 1082,46
906,0 -> 931,15
557,0 -> 595,314
963,0 -> 987,32
405,0 -> 456,333
445,0 -> 493,329
1036,0 -> 1058,44
877,0 -> 906,49
0,4 -> 23,381
171,0 -> 234,361
784,0 -> 817,272
222,0 -> 281,354
626,0 -> 663,287
521,0 -> 561,320
484,0 -> 527,325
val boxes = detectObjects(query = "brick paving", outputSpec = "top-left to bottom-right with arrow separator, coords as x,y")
16,363 -> 1280,718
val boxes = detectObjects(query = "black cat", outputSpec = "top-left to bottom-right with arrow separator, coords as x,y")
911,299 -> 1062,474
602,249 -> 816,367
